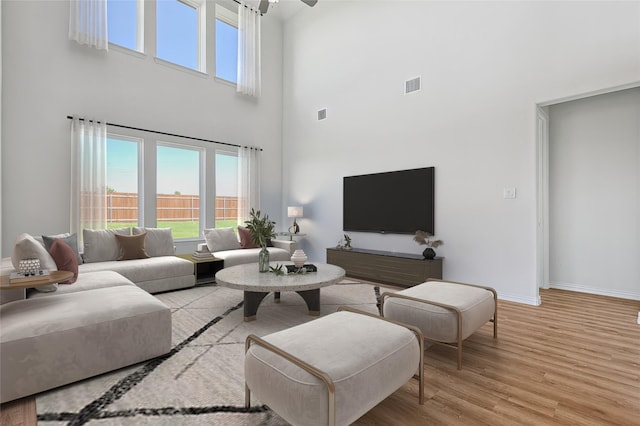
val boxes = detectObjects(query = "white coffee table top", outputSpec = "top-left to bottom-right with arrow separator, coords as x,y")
215,263 -> 345,292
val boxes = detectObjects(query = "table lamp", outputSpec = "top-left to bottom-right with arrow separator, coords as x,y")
287,206 -> 303,234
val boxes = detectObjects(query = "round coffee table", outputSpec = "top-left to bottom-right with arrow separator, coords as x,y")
215,263 -> 345,321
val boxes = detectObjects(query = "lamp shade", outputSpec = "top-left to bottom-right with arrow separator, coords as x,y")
287,206 -> 303,218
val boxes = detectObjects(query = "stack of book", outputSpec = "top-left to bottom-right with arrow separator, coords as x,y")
192,250 -> 213,260
10,270 -> 51,285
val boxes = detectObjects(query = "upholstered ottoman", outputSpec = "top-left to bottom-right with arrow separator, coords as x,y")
381,280 -> 497,369
0,285 -> 171,403
244,308 -> 424,426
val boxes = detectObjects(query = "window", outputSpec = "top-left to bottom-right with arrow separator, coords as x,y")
215,5 -> 238,83
215,152 -> 238,227
106,135 -> 142,229
107,0 -> 144,51
156,0 -> 205,71
90,128 -> 241,242
156,144 -> 202,239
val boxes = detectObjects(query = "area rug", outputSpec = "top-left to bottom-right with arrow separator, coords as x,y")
36,280 -> 391,425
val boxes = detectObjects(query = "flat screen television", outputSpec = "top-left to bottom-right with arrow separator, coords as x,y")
343,167 -> 434,235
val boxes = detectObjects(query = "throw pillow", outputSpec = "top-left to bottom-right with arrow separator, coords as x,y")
237,226 -> 259,249
115,233 -> 150,260
42,233 -> 82,265
48,239 -> 79,284
11,233 -> 58,272
203,228 -> 241,252
82,228 -> 130,263
132,227 -> 174,257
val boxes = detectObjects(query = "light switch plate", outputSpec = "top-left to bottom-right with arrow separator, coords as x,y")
503,187 -> 516,199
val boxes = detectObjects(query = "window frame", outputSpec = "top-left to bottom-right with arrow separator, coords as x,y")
155,0 -> 207,73
214,3 -> 239,83
106,132 -> 145,228
107,0 -> 145,53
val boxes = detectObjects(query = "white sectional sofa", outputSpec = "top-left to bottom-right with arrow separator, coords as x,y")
0,228 -> 188,403
200,227 -> 295,267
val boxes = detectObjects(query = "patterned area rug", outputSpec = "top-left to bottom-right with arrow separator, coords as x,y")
36,280 -> 390,425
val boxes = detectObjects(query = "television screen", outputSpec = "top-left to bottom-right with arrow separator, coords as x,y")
343,167 -> 434,235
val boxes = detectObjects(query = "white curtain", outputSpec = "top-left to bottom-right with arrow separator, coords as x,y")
237,2 -> 261,97
70,116 -> 108,244
69,0 -> 109,50
237,146 -> 261,224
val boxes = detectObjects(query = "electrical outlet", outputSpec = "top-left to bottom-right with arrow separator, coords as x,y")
503,187 -> 516,199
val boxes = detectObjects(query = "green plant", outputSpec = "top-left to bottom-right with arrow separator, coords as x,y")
244,208 -> 276,248
413,230 -> 443,248
269,264 -> 285,276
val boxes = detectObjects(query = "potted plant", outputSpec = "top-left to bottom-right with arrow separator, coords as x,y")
245,208 -> 277,272
413,230 -> 443,259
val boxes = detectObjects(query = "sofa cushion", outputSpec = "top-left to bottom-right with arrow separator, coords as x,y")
203,228 -> 241,252
116,233 -> 150,261
132,227 -> 174,257
78,256 -> 194,285
213,247 -> 290,268
82,228 -> 130,263
0,285 -> 171,403
42,233 -> 82,265
27,270 -> 135,299
238,226 -> 259,249
48,239 -> 78,284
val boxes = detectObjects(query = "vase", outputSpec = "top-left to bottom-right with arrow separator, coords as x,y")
258,247 -> 270,272
291,249 -> 308,268
422,247 -> 436,260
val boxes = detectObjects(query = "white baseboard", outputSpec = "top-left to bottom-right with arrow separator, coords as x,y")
549,281 -> 640,301
497,292 -> 540,306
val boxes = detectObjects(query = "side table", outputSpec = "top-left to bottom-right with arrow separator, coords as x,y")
279,232 -> 307,242
1,270 -> 75,304
176,254 -> 224,285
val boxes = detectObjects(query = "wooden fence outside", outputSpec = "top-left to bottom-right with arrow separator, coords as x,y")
106,192 -> 238,222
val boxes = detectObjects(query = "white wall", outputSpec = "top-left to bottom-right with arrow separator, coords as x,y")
281,1 -> 640,304
549,88 -> 640,300
1,0 -> 284,256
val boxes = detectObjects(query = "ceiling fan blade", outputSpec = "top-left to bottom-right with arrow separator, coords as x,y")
300,0 -> 318,7
258,0 -> 270,14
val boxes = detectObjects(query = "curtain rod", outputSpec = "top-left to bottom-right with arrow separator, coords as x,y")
66,116 -> 262,151
232,0 -> 264,15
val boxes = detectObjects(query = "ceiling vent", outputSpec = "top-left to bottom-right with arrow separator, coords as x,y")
405,76 -> 421,95
317,108 -> 327,121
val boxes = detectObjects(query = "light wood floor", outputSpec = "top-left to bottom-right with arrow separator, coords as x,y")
1,288 -> 638,425
357,288 -> 640,425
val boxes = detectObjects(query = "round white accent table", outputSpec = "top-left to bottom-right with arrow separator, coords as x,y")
215,263 -> 345,321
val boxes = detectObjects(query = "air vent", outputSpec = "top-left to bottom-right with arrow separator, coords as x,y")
405,76 -> 421,94
317,108 -> 327,121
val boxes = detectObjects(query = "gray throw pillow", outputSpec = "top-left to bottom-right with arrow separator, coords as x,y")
42,233 -> 82,265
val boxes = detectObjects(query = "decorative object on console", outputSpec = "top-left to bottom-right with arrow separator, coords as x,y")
244,208 -> 277,272
287,206 -> 303,234
290,249 -> 308,268
413,230 -> 443,260
343,234 -> 352,250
